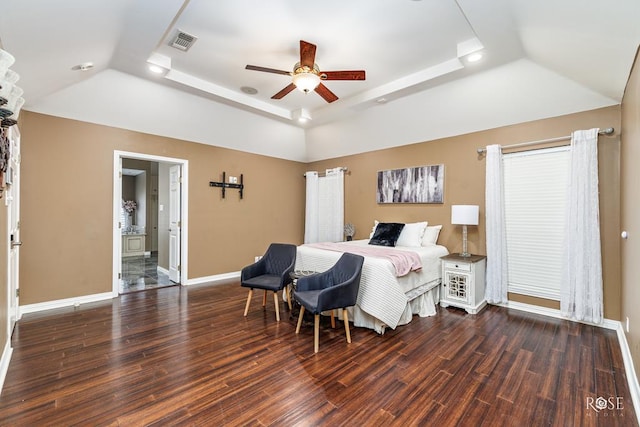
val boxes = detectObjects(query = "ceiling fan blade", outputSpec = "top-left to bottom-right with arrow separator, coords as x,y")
321,70 -> 366,81
271,83 -> 296,99
245,65 -> 291,76
299,40 -> 317,69
315,83 -> 339,103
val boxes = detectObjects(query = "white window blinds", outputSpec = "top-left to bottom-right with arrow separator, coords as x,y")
503,147 -> 569,300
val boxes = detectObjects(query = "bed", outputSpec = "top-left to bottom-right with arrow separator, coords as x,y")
294,232 -> 449,334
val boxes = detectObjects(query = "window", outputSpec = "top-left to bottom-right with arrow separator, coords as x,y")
503,147 -> 569,300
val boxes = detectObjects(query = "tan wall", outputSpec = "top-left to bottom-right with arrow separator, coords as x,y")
308,106 -> 622,319
18,105 -> 623,321
621,48 -> 640,379
19,111 -> 307,304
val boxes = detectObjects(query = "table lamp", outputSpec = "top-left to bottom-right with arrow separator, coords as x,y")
451,205 -> 479,257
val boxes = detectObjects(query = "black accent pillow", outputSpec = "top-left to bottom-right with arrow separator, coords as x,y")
369,222 -> 405,247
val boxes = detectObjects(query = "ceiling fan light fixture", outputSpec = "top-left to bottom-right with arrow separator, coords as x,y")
246,41 -> 364,103
293,72 -> 321,93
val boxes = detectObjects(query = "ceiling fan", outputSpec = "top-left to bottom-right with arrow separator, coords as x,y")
245,40 -> 366,103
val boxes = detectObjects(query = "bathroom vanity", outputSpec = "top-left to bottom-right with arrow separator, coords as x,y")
122,233 -> 146,257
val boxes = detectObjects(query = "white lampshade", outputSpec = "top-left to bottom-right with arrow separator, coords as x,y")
451,205 -> 479,225
292,72 -> 320,93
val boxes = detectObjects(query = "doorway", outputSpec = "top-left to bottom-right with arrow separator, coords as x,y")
112,151 -> 189,296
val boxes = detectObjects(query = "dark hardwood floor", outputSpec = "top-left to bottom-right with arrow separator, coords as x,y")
1,282 -> 637,426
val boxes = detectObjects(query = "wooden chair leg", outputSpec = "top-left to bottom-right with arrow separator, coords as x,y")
286,286 -> 292,311
262,290 -> 267,307
243,289 -> 253,316
314,314 -> 320,353
296,306 -> 305,333
273,292 -> 280,322
344,308 -> 351,344
330,310 -> 336,328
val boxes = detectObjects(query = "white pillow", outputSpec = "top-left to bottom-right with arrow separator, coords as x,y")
422,225 -> 442,246
369,220 -> 380,238
396,221 -> 428,247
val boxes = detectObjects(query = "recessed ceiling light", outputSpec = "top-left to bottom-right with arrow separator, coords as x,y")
71,62 -> 94,71
147,53 -> 171,74
376,98 -> 388,104
241,86 -> 258,95
292,108 -> 312,123
466,52 -> 483,63
148,64 -> 164,74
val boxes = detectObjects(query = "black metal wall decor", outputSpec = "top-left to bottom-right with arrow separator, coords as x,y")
209,172 -> 244,199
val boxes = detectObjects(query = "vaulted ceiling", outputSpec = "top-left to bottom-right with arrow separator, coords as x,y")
1,0 -> 639,161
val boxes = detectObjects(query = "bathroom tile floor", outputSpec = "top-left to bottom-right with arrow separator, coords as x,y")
120,252 -> 176,293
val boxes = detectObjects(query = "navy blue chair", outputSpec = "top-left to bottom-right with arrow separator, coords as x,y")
294,253 -> 364,353
241,243 -> 296,322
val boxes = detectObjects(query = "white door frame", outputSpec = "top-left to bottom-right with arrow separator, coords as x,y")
168,165 -> 181,283
6,126 -> 21,332
112,150 -> 189,296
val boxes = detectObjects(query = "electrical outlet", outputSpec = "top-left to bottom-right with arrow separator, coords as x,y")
626,317 -> 630,333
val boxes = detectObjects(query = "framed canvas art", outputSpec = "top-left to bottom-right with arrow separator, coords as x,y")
377,164 -> 444,203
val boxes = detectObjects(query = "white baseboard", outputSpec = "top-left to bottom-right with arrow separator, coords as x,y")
614,321 -> 640,425
157,265 -> 169,276
20,292 -> 114,315
186,271 -> 240,286
494,300 -> 618,329
0,339 -> 13,395
17,271 -> 241,314
494,300 -> 640,422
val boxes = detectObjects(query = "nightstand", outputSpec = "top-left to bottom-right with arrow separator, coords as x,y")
440,254 -> 487,314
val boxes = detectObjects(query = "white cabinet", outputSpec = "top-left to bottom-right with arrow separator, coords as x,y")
122,233 -> 146,257
440,254 -> 487,314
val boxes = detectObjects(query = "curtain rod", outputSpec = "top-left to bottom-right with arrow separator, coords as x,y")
476,127 -> 615,154
303,167 -> 348,177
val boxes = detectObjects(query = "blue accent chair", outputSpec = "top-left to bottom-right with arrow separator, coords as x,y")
241,243 -> 296,322
294,253 -> 364,352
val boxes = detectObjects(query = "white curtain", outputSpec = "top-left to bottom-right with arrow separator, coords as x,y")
561,128 -> 603,324
484,144 -> 508,304
304,168 -> 344,243
304,172 -> 320,243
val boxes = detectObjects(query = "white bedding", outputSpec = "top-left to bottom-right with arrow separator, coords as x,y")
295,240 -> 449,333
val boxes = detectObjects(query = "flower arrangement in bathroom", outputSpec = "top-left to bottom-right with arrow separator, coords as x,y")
123,200 -> 137,214
344,223 -> 355,241
123,200 -> 137,231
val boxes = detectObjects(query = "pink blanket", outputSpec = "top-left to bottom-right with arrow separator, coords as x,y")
305,242 -> 422,277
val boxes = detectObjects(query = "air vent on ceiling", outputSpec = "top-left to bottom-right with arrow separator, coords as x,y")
170,30 -> 197,52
